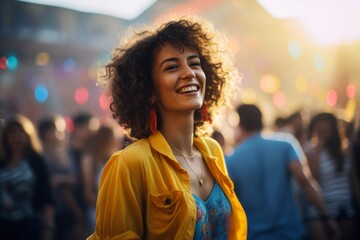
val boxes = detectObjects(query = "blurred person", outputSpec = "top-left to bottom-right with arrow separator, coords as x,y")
38,115 -> 83,240
80,125 -> 118,231
350,118 -> 360,230
305,112 -> 358,240
67,112 -> 97,238
211,129 -> 233,154
88,16 -> 247,239
288,110 -> 307,146
0,114 -> 55,240
351,121 -> 360,195
272,116 -> 291,132
226,104 -> 339,240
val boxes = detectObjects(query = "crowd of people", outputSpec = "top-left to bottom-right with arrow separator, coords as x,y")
0,15 -> 359,240
226,104 -> 360,240
1,105 -> 359,240
0,112 -> 124,240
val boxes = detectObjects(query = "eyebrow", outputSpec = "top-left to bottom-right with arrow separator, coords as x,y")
159,54 -> 200,69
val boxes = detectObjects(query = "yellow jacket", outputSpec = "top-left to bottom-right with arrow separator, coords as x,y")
88,131 -> 247,240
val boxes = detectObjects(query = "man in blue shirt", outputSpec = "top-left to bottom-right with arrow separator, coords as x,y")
226,104 -> 339,240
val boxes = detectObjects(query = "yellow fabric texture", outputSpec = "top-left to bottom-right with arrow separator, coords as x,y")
87,131 -> 247,240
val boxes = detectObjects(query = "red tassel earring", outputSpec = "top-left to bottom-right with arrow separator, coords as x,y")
200,103 -> 210,122
150,105 -> 157,134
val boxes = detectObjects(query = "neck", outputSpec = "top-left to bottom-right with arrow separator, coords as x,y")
159,111 -> 194,155
237,128 -> 260,144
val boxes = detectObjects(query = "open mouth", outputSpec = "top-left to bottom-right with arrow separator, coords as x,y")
176,85 -> 199,94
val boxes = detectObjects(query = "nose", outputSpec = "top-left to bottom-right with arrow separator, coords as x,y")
181,65 -> 196,79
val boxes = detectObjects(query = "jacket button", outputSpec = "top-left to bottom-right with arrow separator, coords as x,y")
164,198 -> 171,205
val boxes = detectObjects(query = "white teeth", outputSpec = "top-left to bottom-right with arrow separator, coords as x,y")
177,85 -> 198,93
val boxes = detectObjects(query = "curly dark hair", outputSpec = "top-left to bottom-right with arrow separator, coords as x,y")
98,16 -> 238,140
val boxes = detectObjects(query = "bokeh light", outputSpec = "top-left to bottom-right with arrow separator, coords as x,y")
241,88 -> 258,104
34,84 -> 49,103
0,57 -> 7,69
63,58 -> 76,72
227,110 -> 240,128
326,89 -> 337,107
89,117 -> 100,131
288,40 -> 302,58
74,87 -> 89,104
35,52 -> 50,66
64,116 -> 74,133
313,54 -> 325,72
346,84 -> 356,98
345,98 -> 356,121
260,74 -> 280,94
7,55 -> 18,70
272,91 -> 286,108
99,93 -> 111,111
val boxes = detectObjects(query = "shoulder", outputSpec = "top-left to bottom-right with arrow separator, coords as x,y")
109,139 -> 152,168
262,132 -> 303,150
199,136 -> 222,150
197,136 -> 224,157
262,131 -> 294,143
100,139 -> 153,187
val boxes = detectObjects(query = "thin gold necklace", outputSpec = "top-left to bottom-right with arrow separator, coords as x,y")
169,143 -> 204,186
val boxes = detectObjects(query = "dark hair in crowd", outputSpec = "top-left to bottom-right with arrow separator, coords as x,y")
236,104 -> 263,132
309,112 -> 345,173
1,114 -> 42,162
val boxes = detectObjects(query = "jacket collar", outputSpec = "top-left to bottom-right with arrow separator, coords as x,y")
148,130 -> 218,165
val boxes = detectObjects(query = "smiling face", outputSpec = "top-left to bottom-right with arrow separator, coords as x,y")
151,43 -> 206,117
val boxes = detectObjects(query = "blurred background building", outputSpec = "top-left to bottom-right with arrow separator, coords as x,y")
0,0 -> 359,140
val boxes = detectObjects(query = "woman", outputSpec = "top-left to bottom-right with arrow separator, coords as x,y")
80,125 -> 118,232
305,112 -> 358,240
38,115 -> 82,240
0,114 -> 55,240
88,16 -> 247,239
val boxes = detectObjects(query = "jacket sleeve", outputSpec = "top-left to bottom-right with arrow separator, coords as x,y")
87,152 -> 144,240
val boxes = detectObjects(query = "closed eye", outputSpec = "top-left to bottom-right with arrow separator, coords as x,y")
165,65 -> 178,71
190,62 -> 201,68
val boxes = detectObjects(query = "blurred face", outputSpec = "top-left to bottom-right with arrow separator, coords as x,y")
44,127 -> 66,146
7,125 -> 29,151
151,43 -> 206,116
314,120 -> 333,144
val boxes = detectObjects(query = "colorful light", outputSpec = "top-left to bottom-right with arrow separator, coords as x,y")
345,98 -> 356,121
313,54 -> 324,72
99,93 -> 111,111
241,88 -> 258,104
34,84 -> 48,103
7,56 -> 18,70
74,87 -> 89,104
346,84 -> 356,98
272,91 -> 286,108
63,58 -> 76,72
288,40 -> 302,58
89,117 -> 100,131
36,52 -> 50,66
0,57 -> 7,69
64,116 -> 74,133
260,74 -> 280,94
326,89 -> 337,107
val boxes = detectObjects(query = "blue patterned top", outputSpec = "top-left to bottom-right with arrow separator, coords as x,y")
193,181 -> 231,240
